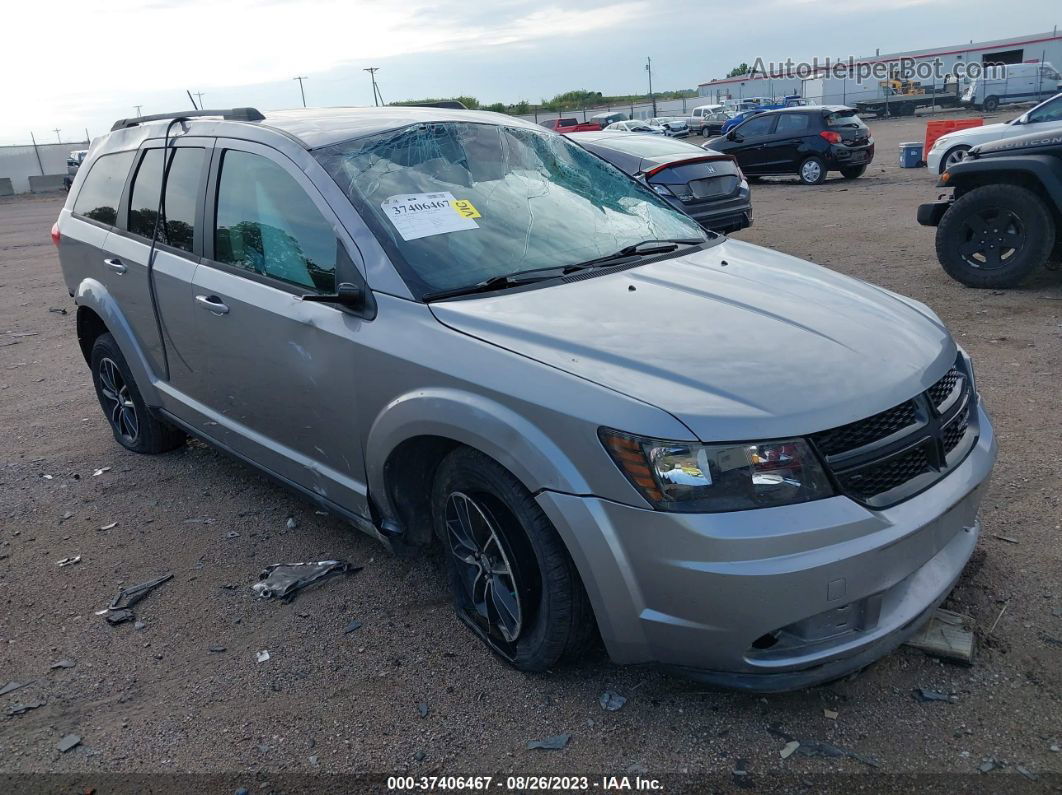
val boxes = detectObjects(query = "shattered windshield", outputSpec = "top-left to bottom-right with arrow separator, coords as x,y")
315,122 -> 705,297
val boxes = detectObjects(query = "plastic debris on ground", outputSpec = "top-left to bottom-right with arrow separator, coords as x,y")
251,560 -> 359,601
343,619 -> 362,634
527,734 -> 570,751
56,734 -> 81,753
599,690 -> 627,711
904,608 -> 975,664
780,741 -> 800,759
57,556 -> 81,567
914,687 -> 957,703
100,574 -> 173,626
7,698 -> 46,716
256,650 -> 270,663
0,681 -> 32,697
49,659 -> 75,670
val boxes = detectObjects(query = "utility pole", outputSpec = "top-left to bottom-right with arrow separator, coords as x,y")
85,128 -> 91,143
53,128 -> 62,143
645,57 -> 657,117
29,132 -> 45,175
293,76 -> 308,107
134,105 -> 143,118
194,91 -> 206,109
364,67 -> 381,106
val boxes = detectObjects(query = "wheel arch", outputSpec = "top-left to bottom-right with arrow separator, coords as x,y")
74,278 -> 161,406
366,388 -> 594,548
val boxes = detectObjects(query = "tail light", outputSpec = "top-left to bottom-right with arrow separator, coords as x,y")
50,222 -> 60,247
819,130 -> 842,144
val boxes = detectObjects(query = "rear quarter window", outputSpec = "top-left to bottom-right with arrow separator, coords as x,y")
73,151 -> 136,226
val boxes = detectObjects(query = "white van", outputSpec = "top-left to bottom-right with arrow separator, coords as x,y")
961,61 -> 1061,112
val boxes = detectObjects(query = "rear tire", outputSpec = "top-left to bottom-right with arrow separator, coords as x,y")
935,184 -> 1054,288
432,447 -> 595,671
90,333 -> 186,454
983,96 -> 999,112
798,156 -> 827,185
840,165 -> 866,179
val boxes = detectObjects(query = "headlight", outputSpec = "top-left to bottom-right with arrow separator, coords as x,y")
600,429 -> 834,513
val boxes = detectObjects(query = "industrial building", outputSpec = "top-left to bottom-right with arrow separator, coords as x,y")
697,30 -> 1062,105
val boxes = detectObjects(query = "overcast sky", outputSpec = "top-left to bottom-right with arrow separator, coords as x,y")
2,0 -> 1057,145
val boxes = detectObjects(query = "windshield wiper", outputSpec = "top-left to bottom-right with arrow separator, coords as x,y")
565,238 -> 704,271
422,238 -> 704,302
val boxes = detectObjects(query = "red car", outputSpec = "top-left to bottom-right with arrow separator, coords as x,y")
541,117 -> 602,133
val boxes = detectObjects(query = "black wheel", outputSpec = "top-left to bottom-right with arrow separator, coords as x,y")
432,447 -> 594,671
983,95 -> 999,113
935,184 -> 1055,288
939,145 -> 970,174
90,333 -> 186,453
798,156 -> 827,185
840,165 -> 866,179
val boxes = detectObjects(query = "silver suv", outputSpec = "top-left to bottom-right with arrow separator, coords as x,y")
53,106 -> 996,691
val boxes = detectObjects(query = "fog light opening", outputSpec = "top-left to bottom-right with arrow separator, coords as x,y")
752,631 -> 780,650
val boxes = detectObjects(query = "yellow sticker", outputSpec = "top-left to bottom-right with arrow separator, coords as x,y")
452,199 -> 481,219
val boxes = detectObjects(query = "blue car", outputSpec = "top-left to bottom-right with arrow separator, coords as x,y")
721,96 -> 808,134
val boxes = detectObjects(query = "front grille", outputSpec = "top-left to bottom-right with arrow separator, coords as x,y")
810,358 -> 977,508
942,402 -> 970,454
836,445 -> 932,501
928,367 -> 961,408
813,400 -> 917,457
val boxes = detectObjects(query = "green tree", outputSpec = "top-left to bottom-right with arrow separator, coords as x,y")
727,63 -> 750,78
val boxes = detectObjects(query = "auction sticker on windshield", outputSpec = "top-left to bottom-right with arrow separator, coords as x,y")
382,192 -> 480,241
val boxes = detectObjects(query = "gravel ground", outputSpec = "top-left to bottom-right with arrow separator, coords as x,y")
1,112 -> 1060,792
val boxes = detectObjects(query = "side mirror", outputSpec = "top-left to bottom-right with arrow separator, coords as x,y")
300,282 -> 365,309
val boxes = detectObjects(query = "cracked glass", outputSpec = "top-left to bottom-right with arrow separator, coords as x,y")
316,122 -> 705,298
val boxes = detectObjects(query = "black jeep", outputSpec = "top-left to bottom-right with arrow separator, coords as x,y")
918,129 -> 1062,288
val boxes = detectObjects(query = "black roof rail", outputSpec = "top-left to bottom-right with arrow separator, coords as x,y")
110,107 -> 266,132
405,101 -> 468,110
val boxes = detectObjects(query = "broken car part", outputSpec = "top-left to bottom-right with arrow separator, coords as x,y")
251,560 -> 358,601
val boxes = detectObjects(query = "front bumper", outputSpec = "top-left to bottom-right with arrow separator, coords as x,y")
917,199 -> 951,227
537,404 -> 995,692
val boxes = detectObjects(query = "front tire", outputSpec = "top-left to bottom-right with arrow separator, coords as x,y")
940,145 -> 970,174
90,333 -> 186,454
983,95 -> 999,112
935,184 -> 1054,288
798,156 -> 827,185
432,447 -> 594,671
840,165 -> 866,179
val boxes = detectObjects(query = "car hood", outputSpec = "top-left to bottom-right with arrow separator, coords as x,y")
941,121 -> 1013,146
429,239 -> 956,442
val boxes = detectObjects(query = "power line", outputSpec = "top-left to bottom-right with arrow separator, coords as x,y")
364,67 -> 382,107
293,76 -> 308,107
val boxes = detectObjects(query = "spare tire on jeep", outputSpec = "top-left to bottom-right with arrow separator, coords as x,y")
935,184 -> 1055,288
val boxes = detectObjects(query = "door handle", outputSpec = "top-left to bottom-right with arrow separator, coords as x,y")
103,257 -> 127,274
195,295 -> 230,315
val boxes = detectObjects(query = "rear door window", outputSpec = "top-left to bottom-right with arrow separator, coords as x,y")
775,113 -> 812,134
213,150 -> 336,292
73,151 -> 135,226
127,148 -> 205,253
735,114 -> 776,137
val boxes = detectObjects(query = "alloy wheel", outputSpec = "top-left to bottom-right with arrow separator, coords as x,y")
98,357 -> 139,444
943,148 -> 968,169
957,208 -> 1026,270
444,491 -> 524,648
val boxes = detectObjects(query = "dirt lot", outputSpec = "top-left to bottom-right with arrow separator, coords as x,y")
1,112 -> 1060,792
